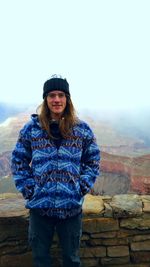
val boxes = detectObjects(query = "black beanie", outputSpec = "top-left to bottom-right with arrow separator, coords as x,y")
43,76 -> 70,99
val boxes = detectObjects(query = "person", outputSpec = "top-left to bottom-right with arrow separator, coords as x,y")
11,74 -> 100,267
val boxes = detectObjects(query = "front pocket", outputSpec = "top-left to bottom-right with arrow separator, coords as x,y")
32,184 -> 42,198
71,177 -> 82,198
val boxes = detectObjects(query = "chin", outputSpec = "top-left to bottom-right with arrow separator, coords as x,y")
53,110 -> 63,114
53,109 -> 64,114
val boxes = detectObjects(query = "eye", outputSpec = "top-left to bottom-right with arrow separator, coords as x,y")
58,93 -> 65,98
47,92 -> 66,98
47,93 -> 55,98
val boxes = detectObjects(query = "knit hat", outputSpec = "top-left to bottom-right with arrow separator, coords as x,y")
43,74 -> 70,99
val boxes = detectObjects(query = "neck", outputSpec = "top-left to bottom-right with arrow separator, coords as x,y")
50,114 -> 65,122
51,114 -> 61,121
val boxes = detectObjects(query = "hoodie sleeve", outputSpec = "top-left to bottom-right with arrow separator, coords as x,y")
80,124 -> 100,196
11,123 -> 35,199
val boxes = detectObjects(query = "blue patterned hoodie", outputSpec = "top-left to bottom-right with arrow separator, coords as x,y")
11,114 -> 100,219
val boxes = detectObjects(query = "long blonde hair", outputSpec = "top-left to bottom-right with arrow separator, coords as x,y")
37,95 -> 78,138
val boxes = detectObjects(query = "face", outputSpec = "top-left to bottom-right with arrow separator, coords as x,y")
46,90 -> 67,120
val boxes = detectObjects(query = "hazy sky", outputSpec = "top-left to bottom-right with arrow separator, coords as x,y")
0,0 -> 150,111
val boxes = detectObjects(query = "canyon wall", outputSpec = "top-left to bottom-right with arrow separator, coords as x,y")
1,151 -> 150,195
100,152 -> 150,194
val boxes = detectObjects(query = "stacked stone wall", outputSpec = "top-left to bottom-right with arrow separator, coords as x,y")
0,194 -> 150,267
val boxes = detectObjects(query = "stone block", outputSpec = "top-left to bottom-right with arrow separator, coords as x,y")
107,245 -> 129,257
132,234 -> 150,242
101,256 -> 130,265
82,257 -> 99,267
83,194 -> 104,215
120,217 -> 150,230
102,264 -> 150,267
91,231 -> 116,239
0,252 -> 32,267
131,240 -> 150,251
83,217 -> 119,233
104,203 -> 113,217
143,202 -> 150,213
110,195 -> 142,218
131,251 -> 150,263
101,238 -> 128,246
80,246 -> 106,258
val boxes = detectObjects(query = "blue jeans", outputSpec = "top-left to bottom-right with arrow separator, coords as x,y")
28,209 -> 82,267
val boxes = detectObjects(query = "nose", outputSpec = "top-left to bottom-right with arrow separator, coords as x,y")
54,95 -> 60,101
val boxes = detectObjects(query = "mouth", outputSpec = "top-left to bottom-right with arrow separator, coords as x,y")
52,105 -> 62,107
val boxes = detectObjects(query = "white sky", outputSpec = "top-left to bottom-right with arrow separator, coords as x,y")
0,0 -> 150,111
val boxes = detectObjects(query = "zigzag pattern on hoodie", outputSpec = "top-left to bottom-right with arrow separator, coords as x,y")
11,114 -> 100,219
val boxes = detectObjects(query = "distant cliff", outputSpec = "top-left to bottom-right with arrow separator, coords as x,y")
0,102 -> 29,123
1,150 -> 150,195
1,106 -> 150,156
97,152 -> 150,194
0,152 -> 11,177
0,105 -> 150,195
